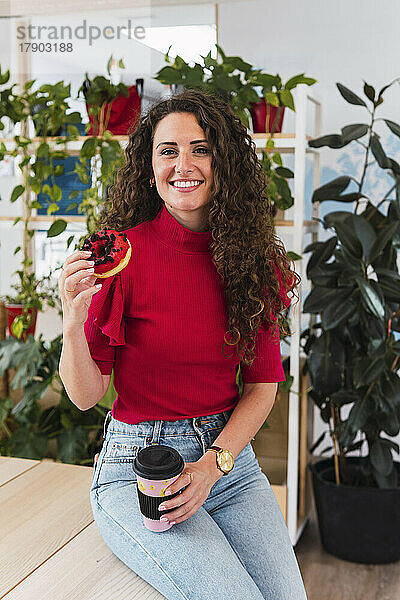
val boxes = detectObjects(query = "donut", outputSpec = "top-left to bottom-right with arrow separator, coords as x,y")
80,229 -> 131,278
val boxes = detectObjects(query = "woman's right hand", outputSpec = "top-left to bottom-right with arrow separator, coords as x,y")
59,250 -> 102,328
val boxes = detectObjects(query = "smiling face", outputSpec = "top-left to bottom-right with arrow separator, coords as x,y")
151,112 -> 214,232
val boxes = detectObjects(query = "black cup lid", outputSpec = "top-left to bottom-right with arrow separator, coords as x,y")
132,444 -> 184,480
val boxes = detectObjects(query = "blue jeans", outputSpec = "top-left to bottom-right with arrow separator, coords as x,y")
90,409 -> 308,600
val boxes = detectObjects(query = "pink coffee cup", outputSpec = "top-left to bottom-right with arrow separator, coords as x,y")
133,445 -> 185,532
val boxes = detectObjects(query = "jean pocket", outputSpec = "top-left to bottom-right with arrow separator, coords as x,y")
102,440 -> 141,463
93,438 -> 143,493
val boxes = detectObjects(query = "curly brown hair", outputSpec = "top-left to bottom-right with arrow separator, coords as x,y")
98,88 -> 300,367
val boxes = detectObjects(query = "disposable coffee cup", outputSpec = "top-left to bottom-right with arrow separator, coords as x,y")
132,444 -> 185,532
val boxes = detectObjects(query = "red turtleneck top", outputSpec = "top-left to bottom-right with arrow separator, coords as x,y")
83,203 -> 290,424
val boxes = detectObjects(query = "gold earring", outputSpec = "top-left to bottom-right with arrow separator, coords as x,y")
149,177 -> 155,187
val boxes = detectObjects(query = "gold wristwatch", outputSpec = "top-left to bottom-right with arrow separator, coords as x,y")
206,445 -> 234,475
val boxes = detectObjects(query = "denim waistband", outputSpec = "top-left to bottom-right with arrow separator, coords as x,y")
102,408 -> 235,440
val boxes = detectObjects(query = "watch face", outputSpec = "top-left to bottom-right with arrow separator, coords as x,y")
219,451 -> 234,471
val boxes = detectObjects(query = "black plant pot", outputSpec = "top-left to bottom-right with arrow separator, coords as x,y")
309,456 -> 400,564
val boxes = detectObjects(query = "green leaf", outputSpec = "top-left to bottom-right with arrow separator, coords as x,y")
348,214 -> 376,262
341,123 -> 369,143
47,203 -> 59,215
279,89 -> 295,111
50,185 -> 62,203
10,185 -> 25,203
65,112 -> 82,124
308,134 -> 346,149
306,236 -> 338,278
81,137 -> 98,159
335,219 -> 363,259
380,372 -> 400,409
0,336 -> 43,389
380,437 -> 400,454
363,81 -> 375,103
47,219 -> 67,238
307,330 -> 345,396
285,73 -> 317,90
118,59 -> 125,69
311,176 -> 350,203
275,166 -> 293,178
68,190 -> 79,200
286,251 -> 302,261
154,66 -> 184,85
29,179 -> 41,195
346,395 -> 370,431
336,82 -> 368,107
54,165 -> 64,176
303,286 -> 339,314
57,425 -> 88,464
370,440 -> 393,476
384,119 -> 400,138
353,354 -> 386,387
370,133 -> 391,169
354,276 -> 385,320
8,427 -> 48,460
13,246 -> 21,255
37,142 -> 50,158
368,221 -> 399,263
11,318 -> 24,339
321,292 -> 357,330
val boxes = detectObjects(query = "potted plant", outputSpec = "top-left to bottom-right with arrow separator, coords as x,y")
77,55 -> 142,137
154,44 -> 316,134
247,71 -> 316,134
2,269 -> 60,341
301,77 -> 400,564
154,43 -> 258,129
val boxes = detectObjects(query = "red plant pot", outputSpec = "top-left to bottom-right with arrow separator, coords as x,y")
250,98 -> 285,133
86,85 -> 141,136
5,304 -> 38,341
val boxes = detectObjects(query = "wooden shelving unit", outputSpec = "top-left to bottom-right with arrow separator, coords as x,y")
249,85 -> 322,545
0,84 -> 322,546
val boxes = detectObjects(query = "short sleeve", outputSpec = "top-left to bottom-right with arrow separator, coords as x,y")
240,321 -> 285,383
240,262 -> 291,384
83,273 -> 125,375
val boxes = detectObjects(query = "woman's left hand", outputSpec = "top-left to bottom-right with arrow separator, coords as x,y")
158,458 -> 221,524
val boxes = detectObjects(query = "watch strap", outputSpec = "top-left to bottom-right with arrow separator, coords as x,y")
206,446 -> 234,475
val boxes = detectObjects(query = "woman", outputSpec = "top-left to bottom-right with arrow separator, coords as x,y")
58,88 -> 307,600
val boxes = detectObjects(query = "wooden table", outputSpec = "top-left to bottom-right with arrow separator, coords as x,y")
0,456 -> 165,599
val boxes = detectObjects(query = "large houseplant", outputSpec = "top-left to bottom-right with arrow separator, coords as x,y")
302,77 -> 400,564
